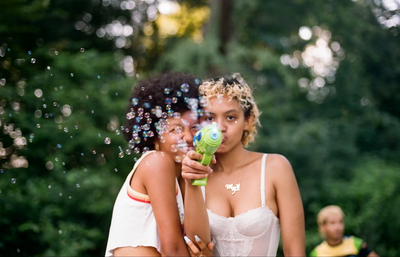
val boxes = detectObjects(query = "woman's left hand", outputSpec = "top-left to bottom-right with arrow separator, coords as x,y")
185,235 -> 214,257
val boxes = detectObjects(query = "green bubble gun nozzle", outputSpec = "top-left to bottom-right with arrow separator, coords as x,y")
191,122 -> 222,186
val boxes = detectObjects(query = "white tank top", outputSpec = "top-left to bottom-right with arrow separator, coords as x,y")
105,151 -> 185,256
204,154 -> 280,256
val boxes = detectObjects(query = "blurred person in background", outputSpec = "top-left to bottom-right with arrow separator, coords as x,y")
310,205 -> 379,257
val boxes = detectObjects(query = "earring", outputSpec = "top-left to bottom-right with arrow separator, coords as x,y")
155,143 -> 160,151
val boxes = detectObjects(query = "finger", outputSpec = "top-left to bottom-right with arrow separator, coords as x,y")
184,173 -> 209,180
182,159 -> 213,175
181,168 -> 210,181
212,154 -> 217,164
195,235 -> 208,253
186,160 -> 213,173
184,236 -> 200,256
207,241 -> 214,252
186,150 -> 204,161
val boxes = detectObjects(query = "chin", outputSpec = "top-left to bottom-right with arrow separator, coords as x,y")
331,234 -> 343,240
216,147 -> 228,154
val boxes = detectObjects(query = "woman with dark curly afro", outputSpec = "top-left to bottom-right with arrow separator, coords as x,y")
105,72 -> 212,256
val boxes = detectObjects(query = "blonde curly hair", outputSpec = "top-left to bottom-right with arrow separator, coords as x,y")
199,73 -> 260,147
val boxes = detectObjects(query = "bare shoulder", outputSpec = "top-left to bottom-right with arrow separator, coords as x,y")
266,154 -> 293,169
136,151 -> 176,177
247,152 -> 291,167
264,153 -> 296,182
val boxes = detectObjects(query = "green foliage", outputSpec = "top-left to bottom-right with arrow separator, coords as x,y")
0,49 -> 135,255
156,36 -> 225,77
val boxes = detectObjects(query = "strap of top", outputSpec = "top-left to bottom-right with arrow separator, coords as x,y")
200,186 -> 206,201
260,154 -> 268,207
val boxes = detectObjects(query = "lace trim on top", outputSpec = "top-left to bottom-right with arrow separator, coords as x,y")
205,154 -> 281,256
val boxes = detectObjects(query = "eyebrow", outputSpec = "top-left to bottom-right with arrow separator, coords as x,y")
208,109 -> 240,115
168,119 -> 196,127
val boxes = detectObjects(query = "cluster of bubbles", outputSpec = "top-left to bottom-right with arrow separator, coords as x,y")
1,46 -> 134,189
2,52 -> 206,189
119,79 -> 207,163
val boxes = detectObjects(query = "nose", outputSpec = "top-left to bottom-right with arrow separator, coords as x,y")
182,127 -> 193,145
215,119 -> 227,132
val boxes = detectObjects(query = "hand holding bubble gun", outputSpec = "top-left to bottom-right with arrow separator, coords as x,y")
191,122 -> 222,186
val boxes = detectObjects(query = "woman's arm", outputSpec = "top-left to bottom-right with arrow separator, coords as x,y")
271,154 -> 305,256
181,150 -> 213,247
139,153 -> 190,256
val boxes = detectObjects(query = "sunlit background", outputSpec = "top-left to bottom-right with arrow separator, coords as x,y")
1,0 -> 399,256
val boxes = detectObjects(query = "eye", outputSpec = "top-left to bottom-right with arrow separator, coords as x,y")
172,126 -> 183,134
206,116 -> 214,121
191,124 -> 200,131
227,115 -> 235,121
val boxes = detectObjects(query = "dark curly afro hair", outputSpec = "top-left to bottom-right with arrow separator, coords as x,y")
123,72 -> 201,153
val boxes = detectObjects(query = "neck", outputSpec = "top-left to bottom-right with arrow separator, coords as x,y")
326,237 -> 343,246
175,162 -> 182,178
214,145 -> 248,174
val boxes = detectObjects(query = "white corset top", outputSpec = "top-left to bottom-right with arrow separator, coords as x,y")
205,154 -> 281,256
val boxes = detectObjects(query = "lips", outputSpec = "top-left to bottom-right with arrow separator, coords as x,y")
222,135 -> 227,143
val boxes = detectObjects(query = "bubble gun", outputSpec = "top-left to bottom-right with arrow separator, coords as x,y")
191,122 -> 222,186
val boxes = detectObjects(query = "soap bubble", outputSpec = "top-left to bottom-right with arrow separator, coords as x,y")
181,83 -> 189,92
104,137 -> 111,144
175,156 -> 182,163
171,145 -> 178,153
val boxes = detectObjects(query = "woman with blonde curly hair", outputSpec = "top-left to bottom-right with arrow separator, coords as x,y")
181,74 -> 305,256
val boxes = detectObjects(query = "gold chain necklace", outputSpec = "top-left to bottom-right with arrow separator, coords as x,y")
224,152 -> 247,195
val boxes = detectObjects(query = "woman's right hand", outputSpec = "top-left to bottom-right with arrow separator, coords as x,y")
181,150 -> 214,182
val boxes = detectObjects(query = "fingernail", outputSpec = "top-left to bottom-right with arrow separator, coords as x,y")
184,236 -> 191,243
195,235 -> 200,242
209,168 -> 213,173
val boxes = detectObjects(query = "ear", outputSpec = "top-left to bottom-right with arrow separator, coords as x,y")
319,225 -> 326,239
243,113 -> 254,131
153,138 -> 161,151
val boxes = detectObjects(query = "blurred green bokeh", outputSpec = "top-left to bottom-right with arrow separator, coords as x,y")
1,0 -> 399,256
